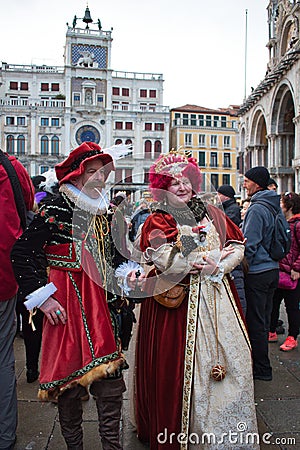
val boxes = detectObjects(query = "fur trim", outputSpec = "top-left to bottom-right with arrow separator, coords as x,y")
38,355 -> 126,402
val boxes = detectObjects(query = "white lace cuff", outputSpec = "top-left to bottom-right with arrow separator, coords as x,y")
24,282 -> 57,310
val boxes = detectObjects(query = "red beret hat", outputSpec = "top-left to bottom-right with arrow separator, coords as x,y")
55,142 -> 114,185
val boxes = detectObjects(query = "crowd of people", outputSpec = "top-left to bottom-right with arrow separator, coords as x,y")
0,144 -> 299,450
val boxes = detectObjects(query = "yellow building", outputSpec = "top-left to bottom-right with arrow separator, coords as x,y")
170,104 -> 239,193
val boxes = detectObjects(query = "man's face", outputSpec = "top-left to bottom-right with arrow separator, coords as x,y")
243,177 -> 261,196
73,159 -> 106,199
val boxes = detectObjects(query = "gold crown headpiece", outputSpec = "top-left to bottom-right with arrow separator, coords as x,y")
154,148 -> 190,175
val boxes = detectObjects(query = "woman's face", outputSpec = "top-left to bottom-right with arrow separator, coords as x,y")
241,201 -> 250,220
165,176 -> 193,207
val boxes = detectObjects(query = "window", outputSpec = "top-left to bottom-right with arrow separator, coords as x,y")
41,83 -> 49,91
191,114 -> 197,126
213,116 -> 219,127
51,136 -> 59,155
145,140 -> 152,159
41,117 -> 49,126
125,139 -> 133,151
199,115 -> 204,126
232,120 -> 237,129
122,102 -> 129,110
125,122 -> 133,130
115,139 -> 122,145
6,135 -> 14,154
73,93 -> 81,104
198,151 -> 205,167
199,134 -> 206,147
51,118 -> 59,127
17,117 -> 25,126
210,152 -> 218,167
149,103 -> 156,112
185,133 -> 192,147
17,135 -> 25,155
154,140 -> 161,158
210,135 -> 217,147
115,122 -> 123,130
224,136 -> 231,148
20,82 -> 28,90
145,123 -> 152,131
51,83 -> 59,91
149,90 -> 156,98
140,89 -> 147,97
122,88 -> 129,96
6,117 -> 15,125
206,115 -> 212,127
112,101 -> 119,110
223,174 -> 230,185
221,116 -> 227,128
41,136 -> 49,155
223,153 -> 231,168
144,169 -> 150,184
115,168 -> 122,183
211,174 -> 219,189
174,113 -> 180,125
183,114 -> 189,126
112,87 -> 120,95
124,169 -> 132,183
97,95 -> 104,104
40,166 -> 49,174
9,82 -> 18,90
140,103 -> 147,111
155,123 -> 164,131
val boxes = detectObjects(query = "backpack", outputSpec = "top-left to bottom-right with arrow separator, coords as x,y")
256,201 -> 291,261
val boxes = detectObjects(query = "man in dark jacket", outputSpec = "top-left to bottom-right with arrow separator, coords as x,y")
217,184 -> 241,226
242,166 -> 280,381
217,185 -> 246,314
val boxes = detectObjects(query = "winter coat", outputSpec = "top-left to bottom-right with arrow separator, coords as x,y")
279,214 -> 300,274
242,189 -> 280,273
222,198 -> 241,227
0,155 -> 34,301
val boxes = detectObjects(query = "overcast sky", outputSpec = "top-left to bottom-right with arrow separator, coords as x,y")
1,0 -> 269,109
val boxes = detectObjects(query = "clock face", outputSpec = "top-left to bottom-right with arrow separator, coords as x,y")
76,125 -> 100,145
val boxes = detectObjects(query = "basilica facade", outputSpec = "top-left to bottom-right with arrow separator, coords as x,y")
239,0 -> 300,193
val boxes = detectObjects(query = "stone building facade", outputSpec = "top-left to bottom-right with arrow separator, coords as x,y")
239,0 -> 300,194
0,7 -> 170,199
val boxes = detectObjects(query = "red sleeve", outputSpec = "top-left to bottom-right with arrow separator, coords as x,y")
140,212 -> 178,251
10,156 -> 35,211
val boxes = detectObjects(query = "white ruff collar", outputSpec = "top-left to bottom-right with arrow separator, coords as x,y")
60,183 -> 109,215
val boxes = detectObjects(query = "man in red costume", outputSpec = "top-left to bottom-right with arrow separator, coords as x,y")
0,153 -> 34,450
11,142 -> 143,450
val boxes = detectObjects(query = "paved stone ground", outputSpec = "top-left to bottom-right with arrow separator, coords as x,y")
13,311 -> 299,449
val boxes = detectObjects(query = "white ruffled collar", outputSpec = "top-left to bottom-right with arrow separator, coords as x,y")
60,183 -> 110,215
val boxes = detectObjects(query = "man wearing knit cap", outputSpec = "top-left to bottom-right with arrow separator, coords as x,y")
11,142 -> 143,449
242,166 -> 280,381
217,184 -> 241,227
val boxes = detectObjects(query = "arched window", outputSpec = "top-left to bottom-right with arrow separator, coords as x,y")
51,136 -> 59,155
145,140 -> 152,159
154,140 -> 162,159
17,135 -> 25,155
41,136 -> 49,155
125,139 -> 133,157
115,139 -> 122,145
6,135 -> 14,154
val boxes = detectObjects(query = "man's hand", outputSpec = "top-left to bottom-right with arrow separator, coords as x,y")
291,269 -> 300,281
127,270 -> 146,291
39,295 -> 67,326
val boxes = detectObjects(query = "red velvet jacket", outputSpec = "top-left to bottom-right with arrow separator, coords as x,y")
279,213 -> 300,274
0,155 -> 34,301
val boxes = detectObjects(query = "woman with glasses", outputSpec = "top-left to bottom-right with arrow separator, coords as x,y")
269,192 -> 300,351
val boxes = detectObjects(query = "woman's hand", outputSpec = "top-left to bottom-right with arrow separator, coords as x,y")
39,296 -> 67,326
190,256 -> 219,276
220,244 -> 235,260
291,269 -> 300,281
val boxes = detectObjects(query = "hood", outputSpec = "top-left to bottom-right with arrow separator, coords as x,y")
250,189 -> 280,211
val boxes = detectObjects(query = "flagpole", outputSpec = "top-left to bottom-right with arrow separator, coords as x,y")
244,9 -> 248,101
